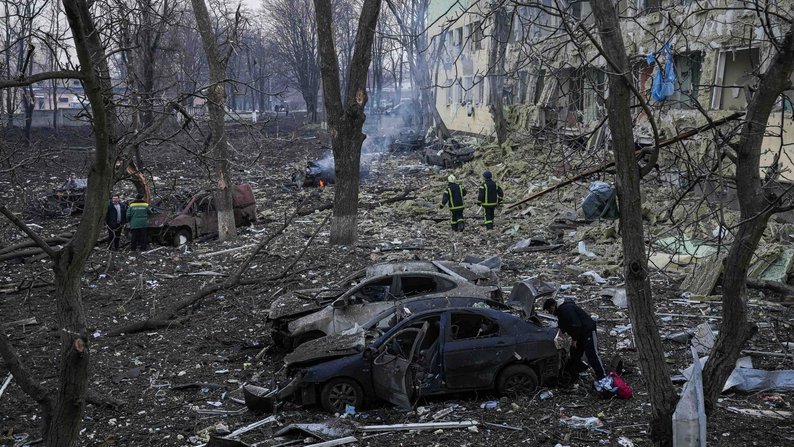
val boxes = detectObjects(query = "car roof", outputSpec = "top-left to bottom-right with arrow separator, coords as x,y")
361,296 -> 511,329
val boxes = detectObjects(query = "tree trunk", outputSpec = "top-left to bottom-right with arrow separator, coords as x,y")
589,0 -> 676,443
45,259 -> 89,446
488,6 -> 508,148
702,23 -> 794,413
190,0 -> 236,242
314,0 -> 382,245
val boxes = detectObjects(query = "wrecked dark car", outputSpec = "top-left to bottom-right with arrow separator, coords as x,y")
268,261 -> 502,349
298,154 -> 372,187
389,129 -> 424,153
423,139 -> 475,168
282,296 -> 513,369
278,307 -> 564,413
145,183 -> 257,246
40,177 -> 87,216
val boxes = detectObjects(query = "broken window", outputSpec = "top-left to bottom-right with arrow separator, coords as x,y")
532,70 -> 546,105
196,195 -> 215,213
398,275 -> 436,297
467,21 -> 484,51
711,47 -> 760,110
449,313 -> 500,340
454,27 -> 463,47
475,75 -> 485,104
672,51 -> 703,109
455,79 -> 464,104
569,0 -> 595,26
446,83 -> 453,105
349,277 -> 393,304
518,71 -> 529,104
462,76 -> 473,102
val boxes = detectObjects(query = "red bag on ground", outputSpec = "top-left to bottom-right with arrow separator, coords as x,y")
594,371 -> 633,399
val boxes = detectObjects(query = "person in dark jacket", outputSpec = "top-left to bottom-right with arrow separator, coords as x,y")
105,194 -> 127,251
476,170 -> 503,230
543,297 -> 606,380
126,193 -> 152,251
440,174 -> 466,232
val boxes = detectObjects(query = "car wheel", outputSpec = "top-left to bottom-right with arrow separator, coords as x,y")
496,364 -> 539,396
172,228 -> 191,247
321,378 -> 364,414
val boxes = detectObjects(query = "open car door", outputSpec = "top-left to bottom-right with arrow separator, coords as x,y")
370,321 -> 428,409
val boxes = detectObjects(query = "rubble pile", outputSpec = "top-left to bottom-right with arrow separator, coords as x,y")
0,120 -> 792,446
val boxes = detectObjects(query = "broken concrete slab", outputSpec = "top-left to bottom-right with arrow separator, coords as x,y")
679,254 -> 727,296
509,237 -> 563,253
653,236 -> 720,258
600,288 -> 627,308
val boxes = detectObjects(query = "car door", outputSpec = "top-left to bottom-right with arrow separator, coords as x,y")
330,276 -> 397,334
194,195 -> 218,236
371,321 -> 428,409
442,311 -> 515,389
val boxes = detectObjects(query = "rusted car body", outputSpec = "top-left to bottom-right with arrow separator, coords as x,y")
146,183 -> 257,246
423,139 -> 475,168
278,307 -> 564,413
268,262 -> 502,349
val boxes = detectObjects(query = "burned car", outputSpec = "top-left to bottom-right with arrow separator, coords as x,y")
297,154 -> 372,187
283,296 -> 513,368
268,261 -> 501,349
423,139 -> 475,168
39,177 -> 87,216
278,307 -> 564,413
389,129 -> 424,153
145,183 -> 257,246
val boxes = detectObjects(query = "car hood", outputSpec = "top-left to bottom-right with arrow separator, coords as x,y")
269,288 -> 345,321
284,332 -> 367,368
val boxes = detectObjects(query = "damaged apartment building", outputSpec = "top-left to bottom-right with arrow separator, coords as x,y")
428,0 -> 794,180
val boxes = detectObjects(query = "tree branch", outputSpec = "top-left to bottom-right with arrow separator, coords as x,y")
0,332 -> 53,414
0,205 -> 57,258
0,70 -> 83,89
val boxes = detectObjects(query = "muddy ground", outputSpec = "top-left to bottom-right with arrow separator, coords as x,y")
1,114 -> 792,446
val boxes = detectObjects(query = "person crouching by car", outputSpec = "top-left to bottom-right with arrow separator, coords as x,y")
543,297 -> 606,381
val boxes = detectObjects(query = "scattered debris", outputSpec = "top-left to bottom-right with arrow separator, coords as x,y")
359,420 -> 479,432
673,348 -> 707,447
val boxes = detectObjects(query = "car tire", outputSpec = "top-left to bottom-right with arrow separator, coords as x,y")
320,378 -> 364,414
496,364 -> 539,396
172,227 -> 192,247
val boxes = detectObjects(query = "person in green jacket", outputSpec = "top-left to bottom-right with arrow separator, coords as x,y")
126,193 -> 152,251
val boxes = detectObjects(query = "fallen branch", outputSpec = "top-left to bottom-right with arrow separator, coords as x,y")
747,278 -> 794,297
197,244 -> 258,259
305,437 -> 358,447
2,317 -> 38,328
108,205 -> 311,336
86,390 -> 125,409
741,349 -> 794,359
0,234 -> 71,255
0,205 -> 57,258
0,373 -> 12,400
0,332 -> 53,416
359,420 -> 479,432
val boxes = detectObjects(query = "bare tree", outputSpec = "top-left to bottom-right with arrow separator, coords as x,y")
189,0 -> 245,242
262,0 -> 322,121
384,0 -> 451,138
0,0 -> 121,444
314,0 -> 382,244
